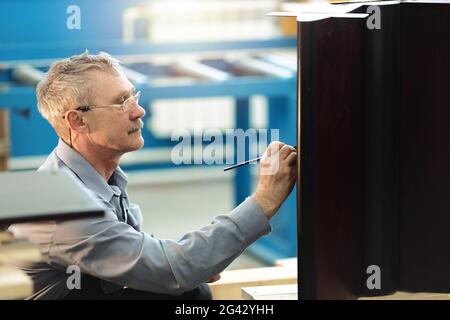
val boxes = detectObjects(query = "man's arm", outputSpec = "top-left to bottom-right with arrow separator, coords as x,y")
12,141 -> 296,295
46,195 -> 269,295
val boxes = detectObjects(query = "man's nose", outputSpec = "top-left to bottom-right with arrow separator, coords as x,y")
130,103 -> 146,120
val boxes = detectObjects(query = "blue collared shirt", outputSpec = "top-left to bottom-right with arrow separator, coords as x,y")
9,139 -> 271,299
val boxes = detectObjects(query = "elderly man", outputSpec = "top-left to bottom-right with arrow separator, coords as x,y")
9,52 -> 297,300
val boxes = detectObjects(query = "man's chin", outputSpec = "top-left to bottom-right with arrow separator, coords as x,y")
127,136 -> 145,152
135,137 -> 145,150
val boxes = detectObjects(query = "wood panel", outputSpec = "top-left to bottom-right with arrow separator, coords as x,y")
398,3 -> 450,292
298,16 -> 364,300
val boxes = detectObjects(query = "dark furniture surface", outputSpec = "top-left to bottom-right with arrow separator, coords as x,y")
297,1 -> 450,299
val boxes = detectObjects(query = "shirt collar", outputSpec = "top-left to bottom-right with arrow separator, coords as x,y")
55,139 -> 128,202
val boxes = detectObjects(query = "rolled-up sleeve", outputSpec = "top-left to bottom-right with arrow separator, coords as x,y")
48,196 -> 271,295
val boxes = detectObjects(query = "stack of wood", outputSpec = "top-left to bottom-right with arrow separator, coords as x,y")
0,231 -> 41,299
208,258 -> 297,300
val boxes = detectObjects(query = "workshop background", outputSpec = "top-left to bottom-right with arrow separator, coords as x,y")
0,0 -> 299,270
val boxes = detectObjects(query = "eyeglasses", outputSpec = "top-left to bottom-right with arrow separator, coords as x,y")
76,90 -> 141,113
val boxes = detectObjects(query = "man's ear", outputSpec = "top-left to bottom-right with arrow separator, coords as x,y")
65,111 -> 89,133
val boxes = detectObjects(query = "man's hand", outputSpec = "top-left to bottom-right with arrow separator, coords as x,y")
206,274 -> 221,283
253,141 -> 297,220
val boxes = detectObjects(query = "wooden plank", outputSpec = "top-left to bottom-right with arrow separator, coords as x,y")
360,292 -> 450,300
298,15 -> 364,300
398,2 -> 450,293
208,266 -> 297,300
274,257 -> 297,269
242,284 -> 298,300
0,231 -> 14,243
0,265 -> 33,300
0,240 -> 42,264
242,283 -> 450,300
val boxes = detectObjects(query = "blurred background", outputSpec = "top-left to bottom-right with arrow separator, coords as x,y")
0,0 -> 304,270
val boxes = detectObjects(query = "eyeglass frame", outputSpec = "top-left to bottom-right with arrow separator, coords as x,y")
74,90 -> 141,113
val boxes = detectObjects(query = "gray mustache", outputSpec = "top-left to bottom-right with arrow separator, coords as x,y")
128,119 -> 144,133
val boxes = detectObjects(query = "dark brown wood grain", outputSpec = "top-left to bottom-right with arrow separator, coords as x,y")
398,3 -> 450,292
297,2 -> 450,299
298,16 -> 364,300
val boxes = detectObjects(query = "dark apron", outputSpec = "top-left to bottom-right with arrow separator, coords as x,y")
63,273 -> 212,300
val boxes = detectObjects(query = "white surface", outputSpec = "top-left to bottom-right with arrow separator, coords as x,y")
0,169 -> 105,223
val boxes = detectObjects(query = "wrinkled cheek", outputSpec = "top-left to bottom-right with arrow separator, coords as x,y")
95,132 -> 125,151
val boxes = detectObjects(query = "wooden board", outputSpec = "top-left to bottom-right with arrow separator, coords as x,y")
242,284 -> 450,300
209,266 -> 297,300
242,284 -> 298,300
0,265 -> 33,300
298,15 -> 364,300
398,2 -> 450,293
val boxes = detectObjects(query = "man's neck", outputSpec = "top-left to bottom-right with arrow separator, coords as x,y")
72,142 -> 121,182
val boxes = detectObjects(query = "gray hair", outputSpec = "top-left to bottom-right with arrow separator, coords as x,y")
36,51 -> 123,137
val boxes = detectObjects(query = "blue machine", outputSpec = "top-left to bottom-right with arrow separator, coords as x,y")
0,0 -> 297,263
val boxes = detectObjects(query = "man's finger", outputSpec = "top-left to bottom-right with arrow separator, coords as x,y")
280,145 -> 296,160
285,151 -> 298,166
266,141 -> 285,157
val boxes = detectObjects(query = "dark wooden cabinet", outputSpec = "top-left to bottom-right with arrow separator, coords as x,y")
296,1 -> 450,299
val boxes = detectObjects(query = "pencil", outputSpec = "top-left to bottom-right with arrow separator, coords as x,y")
224,145 -> 297,171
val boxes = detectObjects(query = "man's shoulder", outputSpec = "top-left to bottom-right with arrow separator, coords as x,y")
37,149 -> 63,172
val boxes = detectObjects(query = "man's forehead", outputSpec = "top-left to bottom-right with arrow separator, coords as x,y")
89,70 -> 134,102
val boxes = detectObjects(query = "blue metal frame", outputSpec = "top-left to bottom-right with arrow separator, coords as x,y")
0,38 -> 297,62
